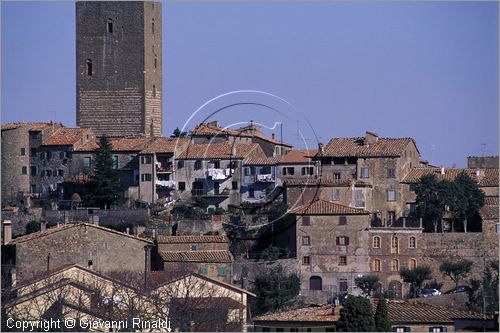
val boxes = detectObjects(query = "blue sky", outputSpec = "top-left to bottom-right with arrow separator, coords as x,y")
2,1 -> 498,167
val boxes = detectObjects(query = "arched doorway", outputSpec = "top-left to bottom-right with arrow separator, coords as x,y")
309,276 -> 322,290
388,280 -> 403,300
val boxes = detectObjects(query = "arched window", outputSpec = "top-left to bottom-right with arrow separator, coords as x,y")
409,258 -> 417,270
409,236 -> 416,249
309,276 -> 322,291
107,18 -> 113,33
391,236 -> 399,254
373,236 -> 381,248
372,259 -> 381,272
86,59 -> 92,76
391,259 -> 399,272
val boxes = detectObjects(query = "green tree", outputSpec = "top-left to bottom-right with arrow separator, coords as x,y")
355,275 -> 380,297
254,265 -> 300,313
414,174 -> 445,232
337,295 -> 375,332
454,171 -> 485,231
439,259 -> 473,289
399,265 -> 433,298
171,127 -> 187,137
374,296 -> 391,332
467,261 -> 499,314
86,136 -> 123,208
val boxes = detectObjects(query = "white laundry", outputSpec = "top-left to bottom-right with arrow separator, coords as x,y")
257,174 -> 273,182
207,168 -> 226,180
156,180 -> 175,188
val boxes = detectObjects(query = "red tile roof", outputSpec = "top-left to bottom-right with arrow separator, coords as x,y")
1,122 -> 55,131
140,137 -> 190,154
243,156 -> 282,165
42,127 -> 94,146
284,178 -> 371,187
156,235 -> 228,243
76,137 -> 155,152
177,142 -> 265,160
9,223 -> 153,245
484,196 -> 499,206
402,168 -> 499,187
385,301 -> 487,324
293,199 -> 370,215
321,137 -> 416,157
158,250 -> 232,263
279,149 -> 318,164
253,305 -> 339,322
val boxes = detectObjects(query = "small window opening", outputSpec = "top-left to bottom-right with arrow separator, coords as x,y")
107,19 -> 113,33
86,59 -> 93,76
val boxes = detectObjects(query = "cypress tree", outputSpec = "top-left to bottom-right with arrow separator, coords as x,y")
374,296 -> 391,332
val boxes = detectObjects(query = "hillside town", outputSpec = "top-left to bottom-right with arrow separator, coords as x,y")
1,1 -> 499,332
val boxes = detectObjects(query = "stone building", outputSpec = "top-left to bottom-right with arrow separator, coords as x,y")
154,235 -> 233,283
175,142 -> 266,209
293,199 -> 371,303
467,155 -> 498,169
1,122 -> 62,206
137,137 -> 190,204
278,149 -> 318,181
241,156 -> 281,204
2,222 -> 153,283
76,1 -> 162,137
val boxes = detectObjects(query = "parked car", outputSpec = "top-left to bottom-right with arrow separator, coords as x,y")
417,288 -> 442,298
444,285 -> 472,294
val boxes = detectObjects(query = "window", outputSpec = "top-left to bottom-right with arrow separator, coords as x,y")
199,267 -> 208,275
391,236 -> 399,254
151,19 -> 155,34
354,188 -> 365,208
153,84 -> 156,98
360,167 -> 369,178
86,59 -> 92,76
333,172 -> 341,180
409,258 -> 417,270
333,188 -> 341,201
302,256 -> 310,265
309,276 -> 322,290
141,173 -> 152,182
141,156 -> 152,164
58,170 -> 64,177
112,156 -> 119,169
373,259 -> 381,272
336,236 -> 349,246
339,256 -> 347,265
154,57 -> 157,69
178,182 -> 185,191
388,211 -> 396,224
394,327 -> 411,332
409,183 -> 417,192
373,236 -> 381,248
213,160 -> 221,169
229,160 -> 239,169
30,148 -> 37,156
46,151 -> 52,160
191,244 -> 198,251
391,259 -> 399,271
387,190 -> 396,201
244,167 -> 250,176
301,167 -> 314,175
283,167 -> 294,176
430,327 -> 447,332
59,151 -> 64,159
194,160 -> 202,170
20,148 -> 26,156
302,216 -> 310,226
218,267 -> 226,276
46,170 -> 52,177
262,328 -> 270,332
387,168 -> 396,178
30,166 -> 37,176
339,216 -> 347,225
248,188 -> 255,198
84,157 -> 91,167
177,160 -> 184,169
409,237 -> 416,249
496,223 -> 499,234
232,181 -> 238,190
339,279 -> 348,293
302,236 -> 311,246
107,19 -> 113,33
31,184 -> 37,193
21,166 -> 27,175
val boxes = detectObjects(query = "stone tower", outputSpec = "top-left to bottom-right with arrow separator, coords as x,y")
76,1 -> 162,137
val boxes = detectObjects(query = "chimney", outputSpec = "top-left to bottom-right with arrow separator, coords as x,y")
143,244 -> 154,290
365,131 -> 379,147
441,167 -> 445,175
318,143 -> 324,154
3,220 -> 12,244
126,227 -> 130,235
272,133 -> 275,140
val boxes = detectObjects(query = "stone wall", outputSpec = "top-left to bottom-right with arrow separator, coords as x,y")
43,208 -> 150,225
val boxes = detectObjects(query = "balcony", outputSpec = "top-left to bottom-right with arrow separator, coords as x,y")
191,188 -> 230,198
156,162 -> 173,173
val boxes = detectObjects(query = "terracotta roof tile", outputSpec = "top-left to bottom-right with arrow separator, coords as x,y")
480,205 -> 498,220
279,150 -> 318,164
293,199 -> 370,215
76,137 -> 155,152
253,305 -> 339,322
156,235 -> 228,243
322,137 -> 416,157
284,178 -> 371,187
1,122 -> 54,131
484,196 -> 499,206
243,156 -> 282,165
9,223 -> 153,245
140,137 -> 190,154
177,142 -> 265,160
158,250 -> 232,263
402,168 -> 499,187
42,128 -> 94,146
385,301 -> 487,324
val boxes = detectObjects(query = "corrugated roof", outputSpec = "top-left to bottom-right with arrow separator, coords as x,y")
9,223 -> 153,245
140,137 -> 190,154
293,199 -> 370,215
322,137 -> 416,157
253,305 -> 339,322
177,142 -> 265,160
42,127 -> 94,146
279,149 -> 318,164
402,168 -> 499,187
156,235 -> 228,243
158,250 -> 232,263
76,137 -> 155,152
